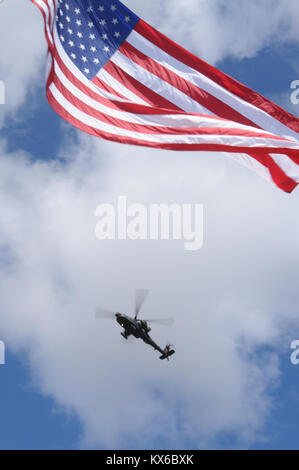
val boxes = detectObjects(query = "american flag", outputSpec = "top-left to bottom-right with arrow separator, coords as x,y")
31,0 -> 299,192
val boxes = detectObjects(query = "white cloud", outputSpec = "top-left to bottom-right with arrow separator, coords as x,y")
1,133 -> 299,448
0,0 -> 46,120
126,0 -> 299,64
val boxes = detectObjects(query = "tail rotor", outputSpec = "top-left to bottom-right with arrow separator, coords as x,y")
160,344 -> 175,361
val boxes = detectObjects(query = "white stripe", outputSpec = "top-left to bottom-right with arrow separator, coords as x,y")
54,58 -> 156,125
226,153 -> 273,184
54,26 -> 217,127
52,25 -> 285,135
48,82 -> 299,149
53,26 -> 131,103
111,51 -> 214,116
96,68 -> 149,105
45,0 -> 55,31
270,154 -> 299,182
54,56 -> 288,136
127,30 -> 299,143
51,16 -> 296,145
35,0 -> 54,45
53,15 -> 144,104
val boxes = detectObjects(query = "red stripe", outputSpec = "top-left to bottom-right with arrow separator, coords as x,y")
30,0 -> 54,52
52,47 -> 189,116
55,45 -> 267,128
104,61 -> 182,111
92,75 -> 128,100
282,152 -> 299,166
249,153 -> 298,193
53,70 -> 284,139
119,41 -> 261,130
46,0 -> 56,38
135,19 -> 299,135
53,71 -> 188,134
47,88 -> 298,193
46,86 -> 299,158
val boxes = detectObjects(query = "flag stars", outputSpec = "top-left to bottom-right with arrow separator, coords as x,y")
57,1 -> 138,77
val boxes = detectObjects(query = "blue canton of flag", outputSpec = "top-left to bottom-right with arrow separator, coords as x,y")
56,0 -> 139,78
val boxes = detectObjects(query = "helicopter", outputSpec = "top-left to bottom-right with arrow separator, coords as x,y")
95,289 -> 175,360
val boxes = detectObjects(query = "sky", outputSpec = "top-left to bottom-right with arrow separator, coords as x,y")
0,0 -> 299,450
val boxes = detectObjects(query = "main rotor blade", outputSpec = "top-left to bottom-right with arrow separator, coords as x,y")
143,318 -> 174,327
95,307 -> 115,319
135,289 -> 149,318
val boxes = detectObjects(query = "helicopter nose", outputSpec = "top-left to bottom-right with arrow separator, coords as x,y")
115,313 -> 122,323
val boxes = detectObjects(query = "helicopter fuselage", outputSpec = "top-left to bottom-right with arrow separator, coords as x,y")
115,313 -> 165,356
96,289 -> 175,360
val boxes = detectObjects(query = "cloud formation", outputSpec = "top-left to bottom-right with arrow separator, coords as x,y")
0,0 -> 46,119
127,0 -> 299,64
1,132 -> 299,448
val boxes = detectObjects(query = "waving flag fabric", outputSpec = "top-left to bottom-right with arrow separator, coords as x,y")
31,0 -> 299,192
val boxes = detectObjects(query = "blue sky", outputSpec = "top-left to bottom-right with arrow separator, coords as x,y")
1,0 -> 299,450
0,351 -> 80,450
